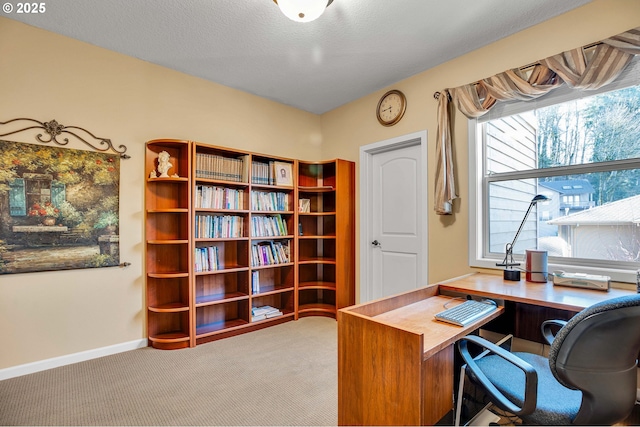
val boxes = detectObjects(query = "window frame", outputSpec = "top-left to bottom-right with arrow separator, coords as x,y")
469,57 -> 640,284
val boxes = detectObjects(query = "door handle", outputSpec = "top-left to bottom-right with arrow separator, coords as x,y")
371,240 -> 381,247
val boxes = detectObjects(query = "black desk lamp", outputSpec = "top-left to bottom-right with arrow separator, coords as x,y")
497,194 -> 550,281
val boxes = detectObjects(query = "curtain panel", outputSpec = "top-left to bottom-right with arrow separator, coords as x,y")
434,26 -> 640,215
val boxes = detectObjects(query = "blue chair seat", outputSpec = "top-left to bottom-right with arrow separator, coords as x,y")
473,352 -> 582,425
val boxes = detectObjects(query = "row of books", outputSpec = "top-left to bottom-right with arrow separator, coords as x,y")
194,246 -> 220,272
251,160 -> 277,185
195,214 -> 244,239
251,241 -> 290,267
195,185 -> 245,210
251,215 -> 288,237
251,305 -> 283,322
251,190 -> 290,211
195,153 -> 249,183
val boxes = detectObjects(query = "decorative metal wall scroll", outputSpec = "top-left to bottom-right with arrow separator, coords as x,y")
0,117 -> 130,159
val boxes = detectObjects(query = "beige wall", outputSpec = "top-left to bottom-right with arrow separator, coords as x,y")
321,0 -> 640,289
0,17 -> 322,369
1,0 -> 639,370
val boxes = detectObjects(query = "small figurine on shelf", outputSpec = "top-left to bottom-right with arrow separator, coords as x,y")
149,170 -> 157,178
157,150 -> 174,178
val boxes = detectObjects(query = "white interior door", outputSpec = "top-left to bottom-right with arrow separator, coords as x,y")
360,131 -> 427,303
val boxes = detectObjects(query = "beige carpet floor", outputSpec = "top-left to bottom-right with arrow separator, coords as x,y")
0,317 -> 338,426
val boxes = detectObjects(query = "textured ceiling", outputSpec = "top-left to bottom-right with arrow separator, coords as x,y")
4,0 -> 593,114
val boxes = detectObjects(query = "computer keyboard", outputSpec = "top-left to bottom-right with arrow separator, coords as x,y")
434,299 -> 497,326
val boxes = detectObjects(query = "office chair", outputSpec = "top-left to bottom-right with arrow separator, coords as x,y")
457,294 -> 640,425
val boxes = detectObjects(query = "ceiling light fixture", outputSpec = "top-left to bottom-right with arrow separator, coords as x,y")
273,0 -> 334,23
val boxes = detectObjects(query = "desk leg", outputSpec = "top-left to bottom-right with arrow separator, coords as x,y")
422,345 -> 454,425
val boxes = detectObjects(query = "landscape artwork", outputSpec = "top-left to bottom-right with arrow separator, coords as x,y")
0,139 -> 120,274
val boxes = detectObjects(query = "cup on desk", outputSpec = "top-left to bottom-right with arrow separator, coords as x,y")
526,250 -> 548,282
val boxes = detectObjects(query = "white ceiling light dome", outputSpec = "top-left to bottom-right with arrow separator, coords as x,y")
274,0 -> 334,23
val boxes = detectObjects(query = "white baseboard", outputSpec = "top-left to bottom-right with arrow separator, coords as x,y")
0,339 -> 147,381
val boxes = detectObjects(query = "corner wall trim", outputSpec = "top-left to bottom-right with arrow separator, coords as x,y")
0,339 -> 147,381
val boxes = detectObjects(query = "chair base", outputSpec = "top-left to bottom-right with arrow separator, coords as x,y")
469,407 -> 501,426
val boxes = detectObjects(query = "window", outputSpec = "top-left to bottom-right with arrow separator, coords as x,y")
469,57 -> 640,282
9,174 -> 66,217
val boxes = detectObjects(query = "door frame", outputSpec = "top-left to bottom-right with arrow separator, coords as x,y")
359,130 -> 428,303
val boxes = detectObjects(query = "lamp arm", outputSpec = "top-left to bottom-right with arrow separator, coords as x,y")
509,201 -> 536,251
496,200 -> 537,268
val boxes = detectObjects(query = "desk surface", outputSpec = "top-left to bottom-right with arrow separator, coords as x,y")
373,295 -> 503,359
438,272 -> 633,312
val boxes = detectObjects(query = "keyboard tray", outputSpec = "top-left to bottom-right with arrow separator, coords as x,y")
434,299 -> 497,327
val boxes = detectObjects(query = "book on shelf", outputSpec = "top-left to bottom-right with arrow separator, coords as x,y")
298,199 -> 310,213
251,214 -> 288,237
250,190 -> 290,211
251,240 -> 290,267
251,160 -> 274,185
194,245 -> 220,272
251,270 -> 260,294
196,153 -> 248,183
195,214 -> 244,239
251,305 -> 283,322
195,185 -> 245,210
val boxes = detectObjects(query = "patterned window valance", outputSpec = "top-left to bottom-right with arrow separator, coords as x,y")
434,27 -> 640,215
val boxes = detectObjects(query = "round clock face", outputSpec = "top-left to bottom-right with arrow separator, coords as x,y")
377,90 -> 406,126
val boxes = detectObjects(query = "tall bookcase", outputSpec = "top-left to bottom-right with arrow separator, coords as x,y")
145,139 -> 355,349
297,160 -> 355,318
145,139 -> 192,350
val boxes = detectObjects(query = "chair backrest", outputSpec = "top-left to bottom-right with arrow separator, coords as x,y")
548,294 -> 640,425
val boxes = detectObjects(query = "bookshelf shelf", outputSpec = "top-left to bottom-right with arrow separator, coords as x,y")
146,140 -> 354,348
298,281 -> 336,290
148,302 -> 190,313
196,318 -> 250,337
298,303 -> 336,314
253,285 -> 295,296
195,292 -> 249,306
250,312 -> 295,324
147,272 -> 189,279
148,333 -> 189,352
251,262 -> 295,269
149,331 -> 190,341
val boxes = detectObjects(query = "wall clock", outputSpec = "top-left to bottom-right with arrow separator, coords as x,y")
376,90 -> 407,126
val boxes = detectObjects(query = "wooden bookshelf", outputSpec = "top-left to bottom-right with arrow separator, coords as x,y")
145,139 -> 192,349
145,140 -> 355,348
297,160 -> 355,318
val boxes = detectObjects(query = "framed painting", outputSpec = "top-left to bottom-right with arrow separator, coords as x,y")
274,161 -> 293,186
0,139 -> 120,274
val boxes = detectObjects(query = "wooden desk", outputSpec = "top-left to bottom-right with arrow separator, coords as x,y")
438,272 -> 632,312
338,284 -> 503,426
338,273 -> 633,426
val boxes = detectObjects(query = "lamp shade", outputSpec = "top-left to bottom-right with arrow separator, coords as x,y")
275,0 -> 332,23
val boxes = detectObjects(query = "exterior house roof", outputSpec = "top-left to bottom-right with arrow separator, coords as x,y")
547,194 -> 640,225
539,179 -> 595,195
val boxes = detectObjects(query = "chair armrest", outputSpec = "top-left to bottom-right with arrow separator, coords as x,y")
541,319 -> 567,345
458,335 -> 538,416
